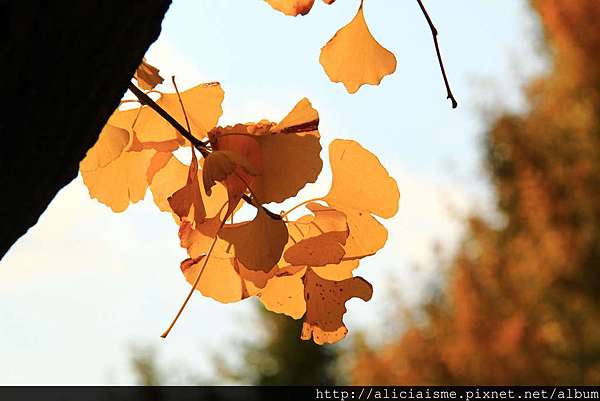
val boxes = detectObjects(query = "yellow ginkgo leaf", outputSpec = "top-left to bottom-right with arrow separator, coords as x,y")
80,124 -> 130,172
265,0 -> 315,16
158,82 -> 224,141
324,139 -> 399,218
342,208 -> 388,258
218,207 -> 288,272
81,150 -> 154,212
181,256 -> 245,304
301,268 -> 373,344
134,58 -> 164,90
257,265 -> 307,319
111,82 -> 224,144
319,2 -> 397,93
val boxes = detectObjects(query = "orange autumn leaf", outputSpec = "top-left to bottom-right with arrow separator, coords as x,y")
79,124 -> 130,172
134,58 -> 164,90
111,82 -> 223,145
271,97 -> 319,136
167,150 -> 206,225
81,149 -> 154,212
157,82 -> 224,141
257,265 -> 307,319
319,2 -> 396,93
284,202 -> 349,266
255,98 -> 322,203
301,268 -> 373,344
209,98 -> 322,205
324,139 -> 399,218
181,256 -> 245,304
202,150 -> 259,196
218,207 -> 288,272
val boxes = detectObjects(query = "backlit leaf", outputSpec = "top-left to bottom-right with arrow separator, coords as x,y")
81,150 -> 154,212
80,124 -> 130,172
257,265 -> 307,319
319,2 -> 397,93
324,139 -> 399,218
301,268 -> 373,344
219,207 -> 288,272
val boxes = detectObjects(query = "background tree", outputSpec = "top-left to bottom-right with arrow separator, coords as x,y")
220,305 -> 341,385
352,0 -> 600,385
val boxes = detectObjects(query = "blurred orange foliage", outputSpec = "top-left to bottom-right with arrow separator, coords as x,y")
352,0 -> 600,385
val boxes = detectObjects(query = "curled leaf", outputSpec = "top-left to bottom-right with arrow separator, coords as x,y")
319,3 -> 397,93
218,208 -> 288,272
272,98 -> 319,136
301,268 -> 373,344
134,58 -> 164,90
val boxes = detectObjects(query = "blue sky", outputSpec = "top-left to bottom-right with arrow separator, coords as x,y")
0,0 -> 545,384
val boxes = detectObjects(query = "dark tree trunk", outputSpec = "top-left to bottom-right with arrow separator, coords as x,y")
0,1 -> 172,259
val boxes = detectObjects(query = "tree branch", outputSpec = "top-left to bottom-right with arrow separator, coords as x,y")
127,82 -> 209,156
127,81 -> 267,214
416,0 -> 458,109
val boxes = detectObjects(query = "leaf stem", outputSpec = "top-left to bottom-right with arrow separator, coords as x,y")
415,0 -> 458,109
161,219 -> 226,338
281,197 -> 325,218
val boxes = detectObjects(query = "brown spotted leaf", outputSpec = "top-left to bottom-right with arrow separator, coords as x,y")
301,268 -> 373,344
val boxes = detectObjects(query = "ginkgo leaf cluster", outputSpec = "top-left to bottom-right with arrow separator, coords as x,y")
79,60 -> 400,344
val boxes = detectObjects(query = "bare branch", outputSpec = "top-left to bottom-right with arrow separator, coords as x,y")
416,0 -> 458,109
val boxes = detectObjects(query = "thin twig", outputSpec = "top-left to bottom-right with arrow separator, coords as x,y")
127,82 -> 209,153
416,0 -> 457,109
161,218 -> 226,338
